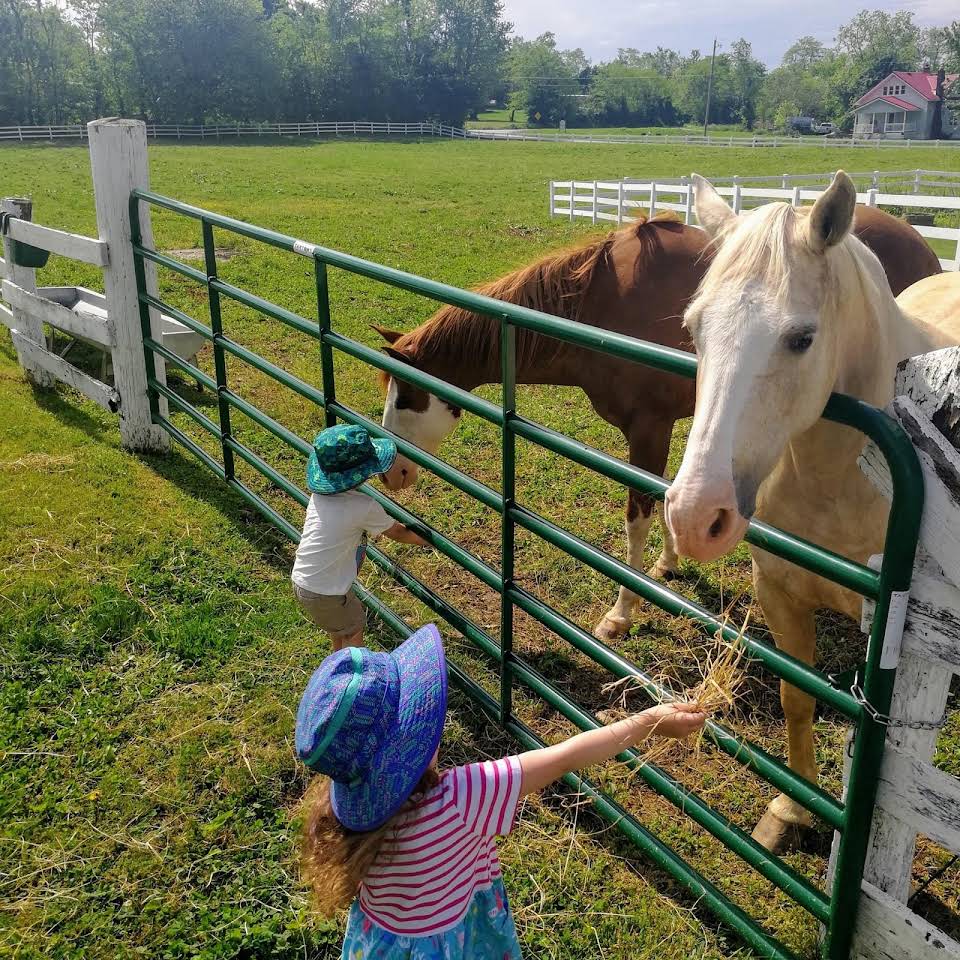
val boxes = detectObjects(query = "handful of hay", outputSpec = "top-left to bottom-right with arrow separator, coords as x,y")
603,607 -> 752,768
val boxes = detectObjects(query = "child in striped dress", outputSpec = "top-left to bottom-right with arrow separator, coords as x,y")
295,624 -> 706,959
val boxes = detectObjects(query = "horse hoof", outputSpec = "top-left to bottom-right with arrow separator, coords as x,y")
751,808 -> 809,854
594,616 -> 629,641
647,562 -> 678,581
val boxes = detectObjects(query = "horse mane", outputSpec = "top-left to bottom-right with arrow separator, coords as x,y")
697,201 -> 800,307
379,212 -> 680,386
693,200 -> 887,319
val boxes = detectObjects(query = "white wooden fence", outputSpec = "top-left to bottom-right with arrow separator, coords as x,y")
0,121 -> 441,142
3,120 -> 960,148
841,346 -> 960,960
1,118 -> 170,451
549,177 -> 960,272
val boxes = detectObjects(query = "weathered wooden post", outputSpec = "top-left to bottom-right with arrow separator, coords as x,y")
87,118 -> 169,452
846,345 -> 960,959
1,197 -> 53,387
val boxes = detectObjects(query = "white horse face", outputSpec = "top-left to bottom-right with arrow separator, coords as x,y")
381,374 -> 461,491
665,172 -> 857,563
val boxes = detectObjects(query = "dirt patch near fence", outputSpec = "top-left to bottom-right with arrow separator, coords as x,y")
164,247 -> 237,261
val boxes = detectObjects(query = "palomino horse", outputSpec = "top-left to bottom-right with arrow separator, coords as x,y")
373,207 -> 940,645
665,172 -> 960,852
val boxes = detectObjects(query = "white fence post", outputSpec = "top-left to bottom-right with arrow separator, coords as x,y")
649,181 -> 658,219
591,181 -> 598,224
1,197 -> 53,386
617,181 -> 624,225
87,118 -> 169,453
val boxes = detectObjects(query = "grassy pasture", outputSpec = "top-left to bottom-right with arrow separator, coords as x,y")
2,136 -> 959,960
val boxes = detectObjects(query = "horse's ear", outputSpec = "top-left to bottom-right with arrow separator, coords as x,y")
383,345 -> 410,364
371,324 -> 404,345
692,174 -> 735,238
807,171 -> 856,253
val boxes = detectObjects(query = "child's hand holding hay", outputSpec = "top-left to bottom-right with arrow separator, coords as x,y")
603,608 -> 752,769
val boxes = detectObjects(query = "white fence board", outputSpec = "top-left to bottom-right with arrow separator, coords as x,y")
1,280 -> 114,347
860,397 -> 960,587
9,331 -> 119,412
549,177 -> 960,271
854,881 -> 960,960
878,745 -> 960,856
7,219 -> 108,266
863,572 -> 960,671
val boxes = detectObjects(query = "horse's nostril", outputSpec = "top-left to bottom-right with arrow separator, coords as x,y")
708,510 -> 728,540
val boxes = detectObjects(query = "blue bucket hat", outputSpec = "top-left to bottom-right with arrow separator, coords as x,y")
306,424 -> 397,495
295,624 -> 447,832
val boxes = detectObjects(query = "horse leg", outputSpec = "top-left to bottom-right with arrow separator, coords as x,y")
752,569 -> 818,853
594,420 -> 672,641
648,501 -> 680,580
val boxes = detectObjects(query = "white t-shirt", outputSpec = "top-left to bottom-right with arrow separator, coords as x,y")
292,490 -> 394,596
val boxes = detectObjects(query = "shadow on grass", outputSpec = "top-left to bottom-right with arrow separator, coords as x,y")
32,382 -> 114,441
140,433 -> 297,573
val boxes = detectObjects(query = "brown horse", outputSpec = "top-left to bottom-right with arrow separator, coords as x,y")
374,205 -> 940,642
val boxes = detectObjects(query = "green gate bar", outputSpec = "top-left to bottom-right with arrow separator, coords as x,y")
130,190 -> 926,960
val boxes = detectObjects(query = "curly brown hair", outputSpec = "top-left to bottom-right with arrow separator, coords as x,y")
300,768 -> 441,916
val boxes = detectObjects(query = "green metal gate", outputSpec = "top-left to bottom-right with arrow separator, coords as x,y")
130,190 -> 924,960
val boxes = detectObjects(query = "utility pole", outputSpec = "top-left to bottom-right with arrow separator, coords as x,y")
703,37 -> 717,138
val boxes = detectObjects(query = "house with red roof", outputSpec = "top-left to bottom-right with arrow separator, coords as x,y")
852,70 -> 958,139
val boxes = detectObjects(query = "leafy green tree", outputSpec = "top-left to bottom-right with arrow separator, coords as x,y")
940,21 -> 960,70
585,60 -> 676,126
729,38 -> 764,128
672,51 -> 736,125
506,33 -> 579,125
0,0 -> 90,124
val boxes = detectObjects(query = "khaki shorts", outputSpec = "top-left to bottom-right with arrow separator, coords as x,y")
293,583 -> 365,639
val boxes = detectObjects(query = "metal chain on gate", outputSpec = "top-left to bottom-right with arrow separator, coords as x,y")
849,681 -> 950,729
829,669 -> 950,731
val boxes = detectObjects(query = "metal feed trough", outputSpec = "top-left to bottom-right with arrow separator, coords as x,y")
38,285 -> 206,380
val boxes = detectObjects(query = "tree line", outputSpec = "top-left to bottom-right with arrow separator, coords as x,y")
1,1 -> 958,133
510,13 -> 960,131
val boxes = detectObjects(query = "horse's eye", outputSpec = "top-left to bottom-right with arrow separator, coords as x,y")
786,332 -> 814,354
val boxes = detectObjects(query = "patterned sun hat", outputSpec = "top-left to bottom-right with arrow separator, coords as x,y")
306,424 -> 397,495
295,624 -> 447,832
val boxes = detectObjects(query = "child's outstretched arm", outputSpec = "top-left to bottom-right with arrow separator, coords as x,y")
382,521 -> 430,547
518,703 -> 706,797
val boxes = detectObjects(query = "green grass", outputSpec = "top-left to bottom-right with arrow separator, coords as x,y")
2,136 -> 959,959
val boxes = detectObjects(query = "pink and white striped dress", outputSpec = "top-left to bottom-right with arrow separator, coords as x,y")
357,756 -> 523,938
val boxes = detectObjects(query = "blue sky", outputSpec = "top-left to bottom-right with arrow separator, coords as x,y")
501,0 -> 956,65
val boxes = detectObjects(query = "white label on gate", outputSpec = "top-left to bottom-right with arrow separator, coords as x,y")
880,590 -> 910,669
293,240 -> 316,258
